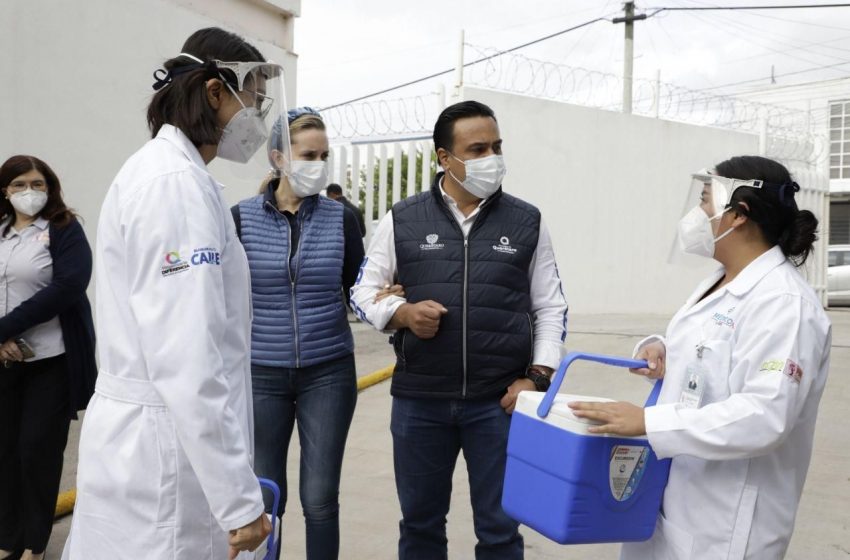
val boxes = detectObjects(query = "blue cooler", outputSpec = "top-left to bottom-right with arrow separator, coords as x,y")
502,352 -> 671,544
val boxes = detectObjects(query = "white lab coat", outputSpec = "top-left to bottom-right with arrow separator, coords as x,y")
62,125 -> 265,560
621,246 -> 831,560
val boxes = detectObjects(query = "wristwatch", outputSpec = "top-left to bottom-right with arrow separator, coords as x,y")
523,366 -> 552,392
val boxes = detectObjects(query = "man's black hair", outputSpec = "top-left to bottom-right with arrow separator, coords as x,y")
432,100 -> 496,154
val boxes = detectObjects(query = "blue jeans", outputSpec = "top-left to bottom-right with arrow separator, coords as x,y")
391,396 -> 524,560
252,354 -> 358,560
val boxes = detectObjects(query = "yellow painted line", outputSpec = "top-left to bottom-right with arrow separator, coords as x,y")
357,364 -> 395,391
55,365 -> 396,519
56,488 -> 76,518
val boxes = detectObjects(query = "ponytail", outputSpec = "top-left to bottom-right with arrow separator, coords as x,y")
779,209 -> 818,266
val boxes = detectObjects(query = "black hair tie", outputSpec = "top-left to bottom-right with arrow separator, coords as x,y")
151,62 -> 207,91
778,181 -> 800,208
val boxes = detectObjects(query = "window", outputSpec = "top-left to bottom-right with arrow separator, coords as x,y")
831,201 -> 850,244
828,250 -> 850,267
829,101 -> 850,180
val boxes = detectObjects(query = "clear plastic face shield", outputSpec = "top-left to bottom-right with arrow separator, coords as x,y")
209,60 -> 292,186
669,169 -> 764,262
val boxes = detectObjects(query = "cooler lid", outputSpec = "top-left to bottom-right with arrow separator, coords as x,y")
514,390 -> 642,438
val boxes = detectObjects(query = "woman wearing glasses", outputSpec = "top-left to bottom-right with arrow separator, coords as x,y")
0,155 -> 96,560
61,27 -> 292,560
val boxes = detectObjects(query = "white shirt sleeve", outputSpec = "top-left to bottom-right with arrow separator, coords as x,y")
349,210 -> 406,331
528,217 -> 569,370
633,335 -> 666,358
645,293 -> 831,461
121,172 -> 263,531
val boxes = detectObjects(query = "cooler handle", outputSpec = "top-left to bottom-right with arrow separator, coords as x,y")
258,477 -> 281,560
536,351 -> 662,418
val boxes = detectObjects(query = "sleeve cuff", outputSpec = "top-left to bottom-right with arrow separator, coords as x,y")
218,500 -> 265,532
633,334 -> 666,358
533,341 -> 564,371
645,403 -> 684,460
375,298 -> 406,331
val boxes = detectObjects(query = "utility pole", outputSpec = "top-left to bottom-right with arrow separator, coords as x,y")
613,2 -> 646,114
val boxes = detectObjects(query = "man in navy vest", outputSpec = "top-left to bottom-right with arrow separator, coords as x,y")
350,100 -> 568,559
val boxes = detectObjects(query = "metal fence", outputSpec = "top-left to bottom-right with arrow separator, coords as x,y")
322,41 -> 830,303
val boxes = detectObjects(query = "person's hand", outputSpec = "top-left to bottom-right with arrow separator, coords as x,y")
568,401 -> 646,436
228,513 -> 272,559
393,301 -> 447,339
0,340 -> 23,363
630,340 -> 666,379
374,283 -> 405,303
500,378 -> 536,414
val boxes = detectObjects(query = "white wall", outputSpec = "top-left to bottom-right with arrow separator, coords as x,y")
0,0 -> 299,257
463,86 -> 760,314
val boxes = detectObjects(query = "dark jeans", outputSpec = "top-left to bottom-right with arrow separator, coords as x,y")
391,395 -> 523,560
252,353 -> 358,560
0,355 -> 70,554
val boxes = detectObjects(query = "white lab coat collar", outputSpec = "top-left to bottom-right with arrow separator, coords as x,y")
681,245 -> 787,314
156,124 -> 209,171
724,245 -> 787,297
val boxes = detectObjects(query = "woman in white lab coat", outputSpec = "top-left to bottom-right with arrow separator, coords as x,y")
570,155 -> 832,559
62,27 -> 284,560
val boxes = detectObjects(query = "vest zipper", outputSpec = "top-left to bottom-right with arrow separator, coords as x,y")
462,237 -> 469,398
526,312 -> 534,369
435,188 -> 491,399
291,219 -> 305,368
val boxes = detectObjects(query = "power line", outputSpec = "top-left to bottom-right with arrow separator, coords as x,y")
647,3 -> 850,15
700,60 -> 850,91
679,7 -> 850,67
319,16 -> 610,111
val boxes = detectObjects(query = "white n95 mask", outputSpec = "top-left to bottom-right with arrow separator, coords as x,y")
287,160 -> 328,198
448,153 -> 506,199
217,106 -> 268,164
677,206 -> 735,258
10,189 -> 48,217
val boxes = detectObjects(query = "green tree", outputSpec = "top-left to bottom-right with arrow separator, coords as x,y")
348,149 -> 438,220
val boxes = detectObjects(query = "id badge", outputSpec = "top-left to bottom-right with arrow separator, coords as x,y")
679,362 -> 707,409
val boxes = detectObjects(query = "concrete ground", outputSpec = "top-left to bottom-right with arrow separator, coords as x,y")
48,311 -> 850,559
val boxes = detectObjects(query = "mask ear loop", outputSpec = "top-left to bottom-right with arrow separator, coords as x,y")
221,79 -> 249,110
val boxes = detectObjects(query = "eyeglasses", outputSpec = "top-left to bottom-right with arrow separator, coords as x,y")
245,88 -> 274,118
7,180 -> 47,194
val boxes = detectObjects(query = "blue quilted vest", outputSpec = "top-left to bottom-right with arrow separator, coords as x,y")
238,187 -> 353,368
391,173 -> 541,399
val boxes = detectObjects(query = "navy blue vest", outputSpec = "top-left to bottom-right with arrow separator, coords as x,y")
238,189 -> 353,368
391,174 -> 540,399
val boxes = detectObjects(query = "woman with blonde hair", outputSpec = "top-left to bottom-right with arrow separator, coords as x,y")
232,107 -> 364,560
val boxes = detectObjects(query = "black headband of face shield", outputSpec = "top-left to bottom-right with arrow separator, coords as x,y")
151,60 -> 226,91
729,180 -> 801,213
764,180 -> 801,208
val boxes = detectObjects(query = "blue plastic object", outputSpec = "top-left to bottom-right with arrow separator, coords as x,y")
258,477 -> 281,560
501,352 -> 671,544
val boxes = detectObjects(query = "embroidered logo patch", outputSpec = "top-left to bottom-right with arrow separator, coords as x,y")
711,312 -> 736,329
161,251 -> 190,277
759,359 -> 802,384
783,360 -> 803,384
420,233 -> 445,251
492,235 -> 517,255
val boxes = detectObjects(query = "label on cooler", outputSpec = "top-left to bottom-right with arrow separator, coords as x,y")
609,445 -> 649,501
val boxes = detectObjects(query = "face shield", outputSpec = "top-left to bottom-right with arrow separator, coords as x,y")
669,169 -> 764,263
211,60 -> 292,182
